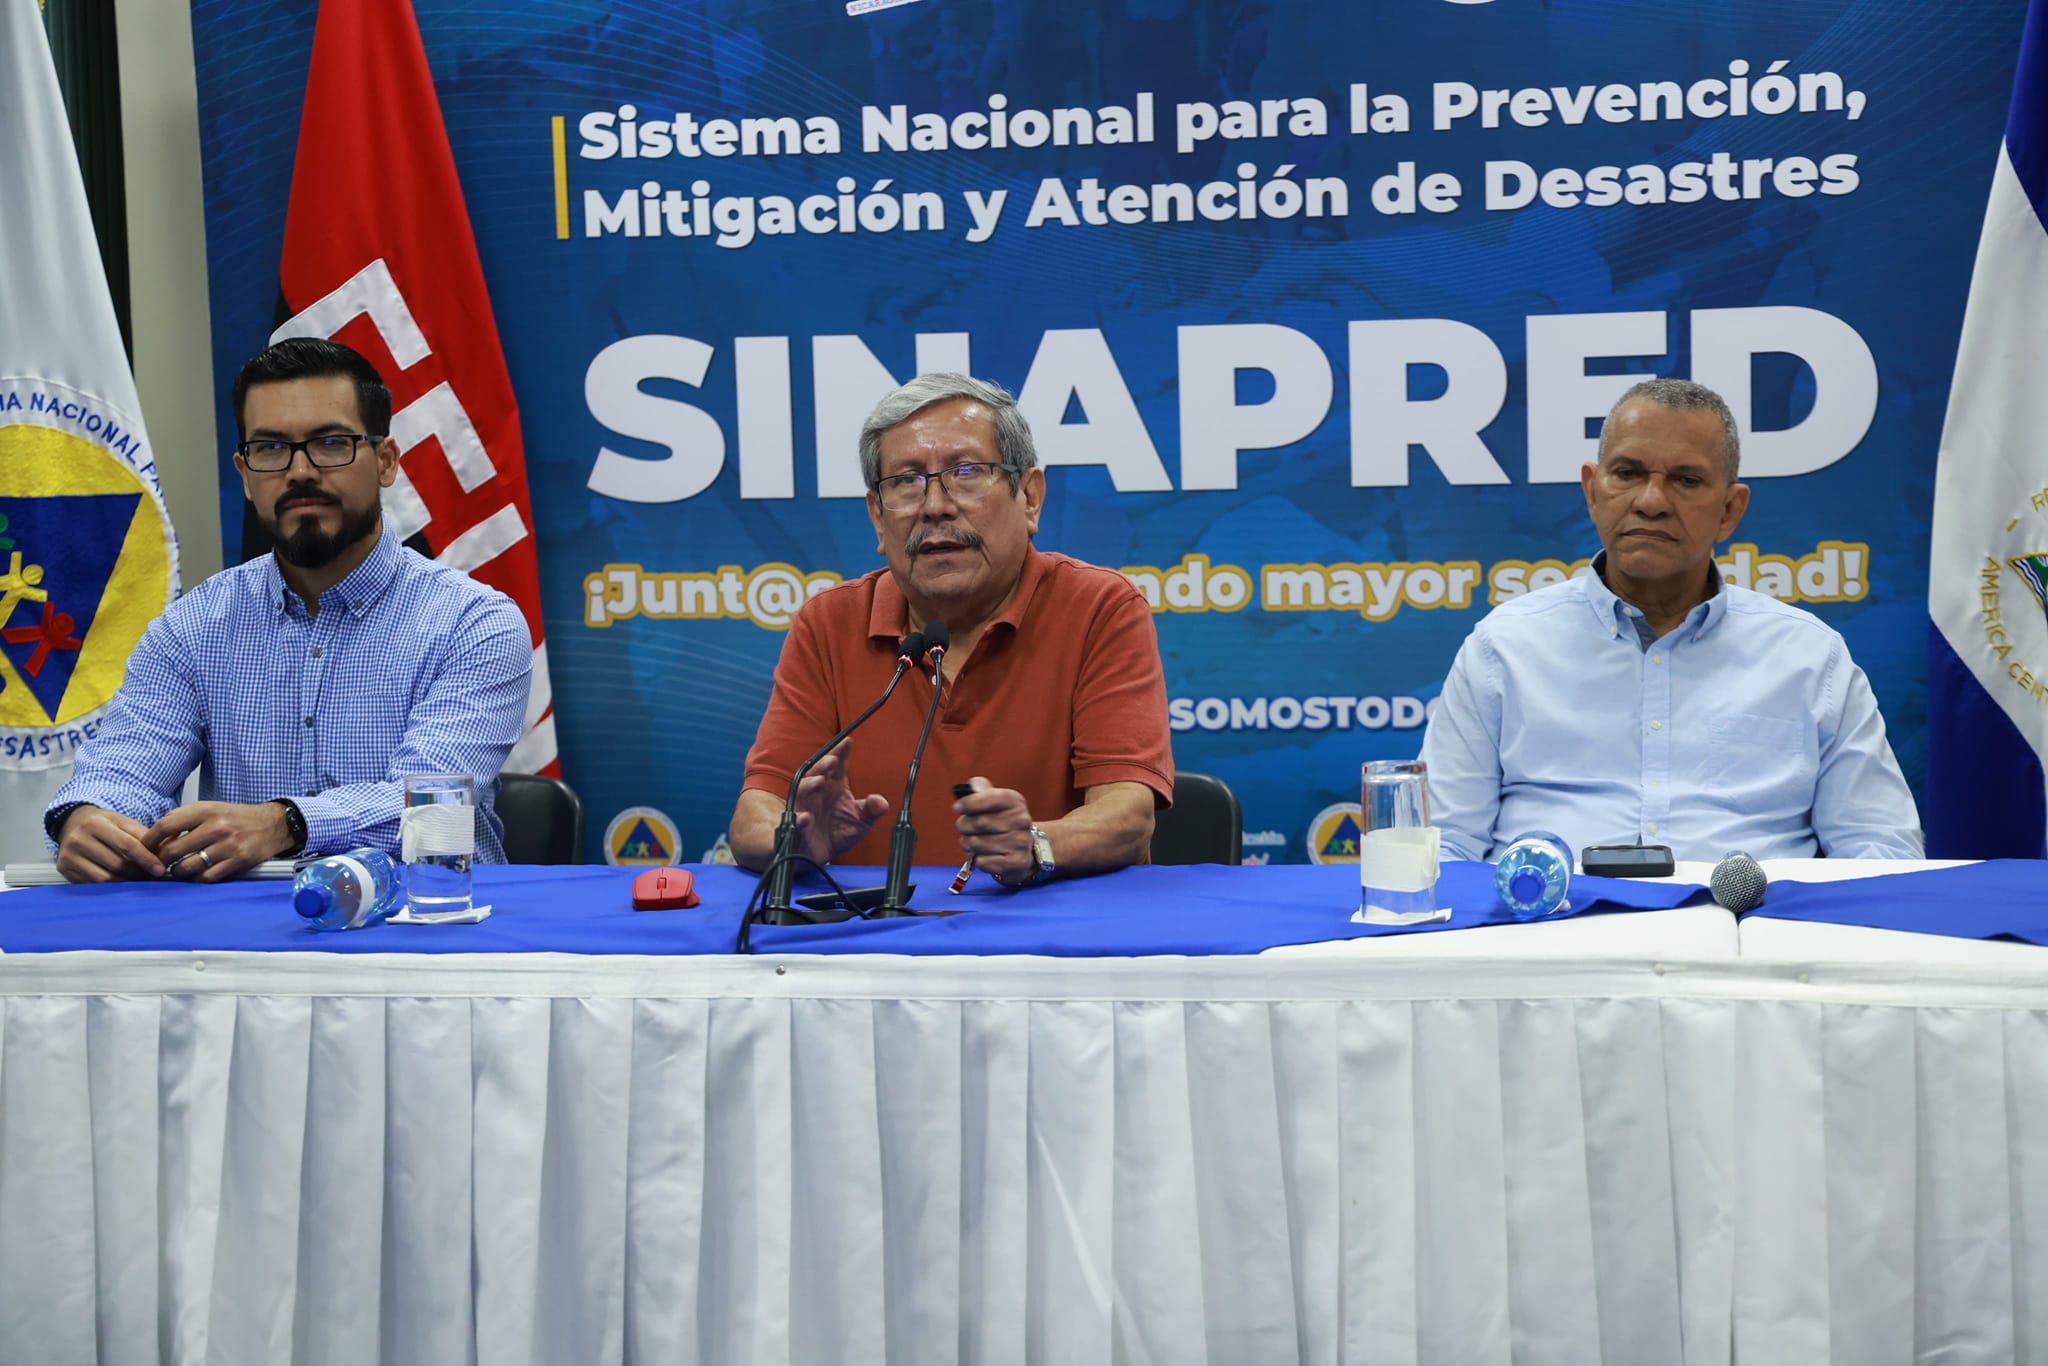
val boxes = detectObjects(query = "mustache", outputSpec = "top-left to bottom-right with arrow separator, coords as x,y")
906,525 -> 983,555
274,485 -> 340,518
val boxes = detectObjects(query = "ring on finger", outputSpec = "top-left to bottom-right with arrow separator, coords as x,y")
198,849 -> 213,869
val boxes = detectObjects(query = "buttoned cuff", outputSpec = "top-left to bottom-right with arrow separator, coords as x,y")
43,801 -> 91,849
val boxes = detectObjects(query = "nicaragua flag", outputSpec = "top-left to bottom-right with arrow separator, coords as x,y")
1928,0 -> 2048,859
0,0 -> 178,864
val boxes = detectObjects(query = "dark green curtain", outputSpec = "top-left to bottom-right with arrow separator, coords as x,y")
40,0 -> 131,358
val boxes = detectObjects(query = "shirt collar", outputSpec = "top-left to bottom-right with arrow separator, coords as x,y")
866,546 -> 1048,644
264,528 -> 403,620
1584,550 -> 1729,643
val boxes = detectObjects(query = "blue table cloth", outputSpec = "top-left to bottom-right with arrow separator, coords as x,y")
0,860 -> 1707,957
1744,859 -> 2048,947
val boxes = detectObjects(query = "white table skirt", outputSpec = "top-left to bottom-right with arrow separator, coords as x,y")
3,946 -> 2047,1366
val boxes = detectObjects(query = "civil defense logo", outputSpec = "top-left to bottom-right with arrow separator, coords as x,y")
605,804 -> 683,866
0,380 -> 177,769
1305,802 -> 1365,865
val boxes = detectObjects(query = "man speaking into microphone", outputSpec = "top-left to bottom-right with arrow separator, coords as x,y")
728,373 -> 1173,887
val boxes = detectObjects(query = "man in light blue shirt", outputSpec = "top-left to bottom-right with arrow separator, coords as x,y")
1420,377 -> 1922,863
46,338 -> 531,883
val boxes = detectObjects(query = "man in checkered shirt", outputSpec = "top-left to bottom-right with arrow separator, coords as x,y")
45,338 -> 532,883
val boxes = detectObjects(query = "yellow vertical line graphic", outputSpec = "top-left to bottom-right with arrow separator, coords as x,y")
552,117 -> 570,240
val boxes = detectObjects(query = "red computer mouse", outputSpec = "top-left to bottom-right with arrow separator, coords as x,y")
631,866 -> 699,910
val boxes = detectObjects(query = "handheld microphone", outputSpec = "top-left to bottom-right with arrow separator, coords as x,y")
1710,851 -> 1768,912
870,621 -> 950,918
753,631 -> 923,926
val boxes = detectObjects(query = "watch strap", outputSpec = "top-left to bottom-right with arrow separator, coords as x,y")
1024,824 -> 1055,885
270,798 -> 309,857
45,800 -> 90,844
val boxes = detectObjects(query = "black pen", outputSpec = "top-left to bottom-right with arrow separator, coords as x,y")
949,782 -> 977,893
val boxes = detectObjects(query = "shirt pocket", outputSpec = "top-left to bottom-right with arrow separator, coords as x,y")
1695,713 -> 1812,793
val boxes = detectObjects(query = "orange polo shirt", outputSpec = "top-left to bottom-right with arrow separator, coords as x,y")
741,549 -> 1174,867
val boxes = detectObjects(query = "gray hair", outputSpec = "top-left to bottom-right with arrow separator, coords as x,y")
857,372 -> 1039,491
1597,377 -> 1742,481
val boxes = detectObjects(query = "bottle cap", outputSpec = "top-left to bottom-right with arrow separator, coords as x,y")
294,885 -> 333,920
1510,866 -> 1545,903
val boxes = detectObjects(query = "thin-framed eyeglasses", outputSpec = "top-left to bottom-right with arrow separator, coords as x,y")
236,433 -> 382,472
872,461 -> 1019,513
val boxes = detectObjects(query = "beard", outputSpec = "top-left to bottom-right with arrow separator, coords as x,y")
269,492 -> 382,570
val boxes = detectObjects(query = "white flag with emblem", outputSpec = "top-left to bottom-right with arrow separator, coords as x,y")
1926,0 -> 2048,858
0,0 -> 179,863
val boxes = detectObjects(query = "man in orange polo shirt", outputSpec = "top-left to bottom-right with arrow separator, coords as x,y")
729,373 -> 1173,886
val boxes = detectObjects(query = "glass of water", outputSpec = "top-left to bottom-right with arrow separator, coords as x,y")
1356,759 -> 1449,925
401,773 -> 475,921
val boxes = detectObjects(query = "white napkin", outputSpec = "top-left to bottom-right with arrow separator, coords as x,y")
389,903 -> 492,925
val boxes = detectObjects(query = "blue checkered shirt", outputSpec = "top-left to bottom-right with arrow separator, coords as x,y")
49,529 -> 532,861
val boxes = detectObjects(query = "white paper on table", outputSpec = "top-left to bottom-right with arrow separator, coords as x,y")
401,804 -> 476,861
1359,826 -> 1440,893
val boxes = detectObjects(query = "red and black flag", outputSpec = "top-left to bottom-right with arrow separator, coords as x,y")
267,0 -> 557,775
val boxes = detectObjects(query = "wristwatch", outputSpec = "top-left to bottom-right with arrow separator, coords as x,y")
1021,825 -> 1055,886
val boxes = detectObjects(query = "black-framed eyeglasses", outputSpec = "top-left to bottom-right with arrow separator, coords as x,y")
236,433 -> 382,472
871,461 -> 1019,513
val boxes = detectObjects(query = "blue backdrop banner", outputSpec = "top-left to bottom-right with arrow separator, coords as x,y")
189,0 -> 2023,864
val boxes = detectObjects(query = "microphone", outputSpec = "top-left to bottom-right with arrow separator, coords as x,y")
869,621 -> 950,918
751,631 -> 924,927
1710,852 -> 1768,912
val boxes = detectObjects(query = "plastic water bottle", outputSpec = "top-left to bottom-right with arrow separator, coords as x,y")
292,849 -> 404,932
1494,831 -> 1573,920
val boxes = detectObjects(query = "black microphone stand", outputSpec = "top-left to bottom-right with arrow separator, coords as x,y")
752,633 -> 922,926
868,622 -> 949,918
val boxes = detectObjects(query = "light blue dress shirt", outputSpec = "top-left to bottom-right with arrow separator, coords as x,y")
1419,559 -> 1924,863
49,529 -> 532,861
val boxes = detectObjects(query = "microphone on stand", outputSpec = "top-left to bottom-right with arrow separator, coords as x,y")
869,622 -> 950,918
1710,852 -> 1768,912
750,632 -> 924,929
